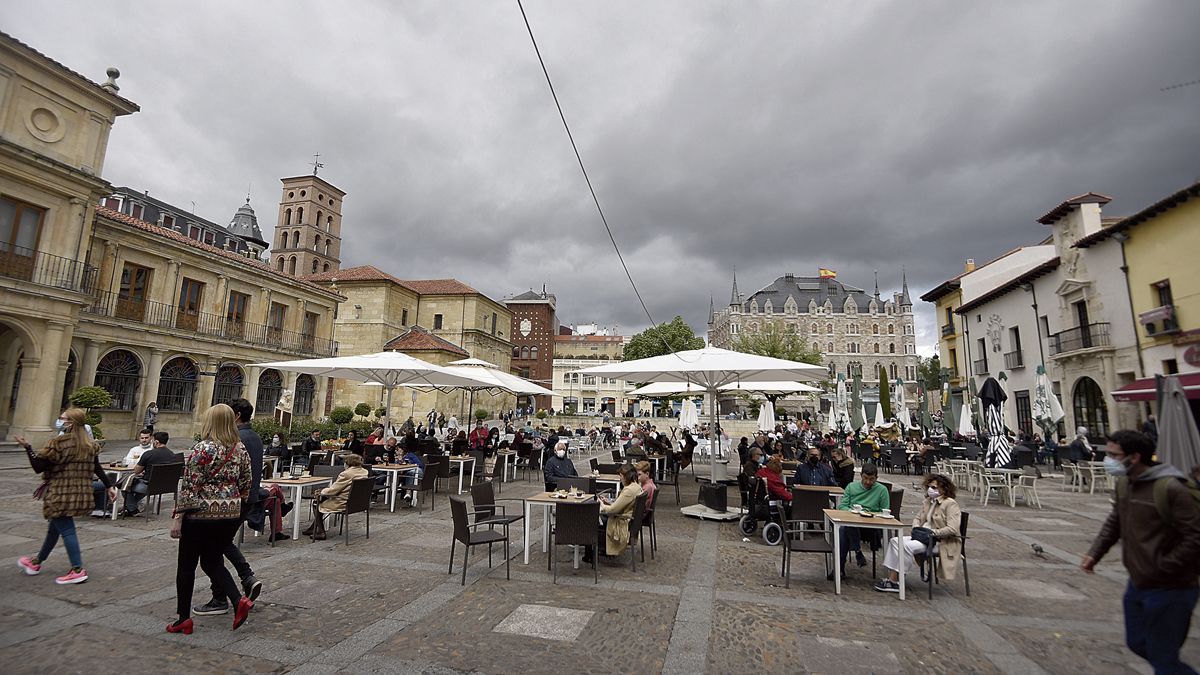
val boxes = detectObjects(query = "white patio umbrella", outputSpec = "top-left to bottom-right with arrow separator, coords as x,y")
252,351 -> 494,432
894,379 -> 912,429
957,402 -> 975,437
436,357 -> 557,430
1032,365 -> 1065,439
873,397 -> 886,428
580,347 -> 826,482
627,380 -> 819,396
832,374 -> 852,435
756,400 -> 776,431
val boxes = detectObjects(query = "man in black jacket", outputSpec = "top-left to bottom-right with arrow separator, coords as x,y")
195,399 -> 263,616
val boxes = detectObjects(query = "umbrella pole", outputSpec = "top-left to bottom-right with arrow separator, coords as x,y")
385,385 -> 395,438
710,387 -> 719,484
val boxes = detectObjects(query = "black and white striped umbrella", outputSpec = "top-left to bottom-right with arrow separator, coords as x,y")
979,377 -> 1011,468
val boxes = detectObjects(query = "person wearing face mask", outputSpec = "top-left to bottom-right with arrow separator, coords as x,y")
742,447 -> 766,480
790,447 -> 837,487
874,474 -> 961,593
542,441 -> 577,492
265,432 -> 291,466
1083,430 -> 1200,674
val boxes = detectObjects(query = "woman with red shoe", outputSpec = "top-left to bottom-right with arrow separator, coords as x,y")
167,403 -> 253,635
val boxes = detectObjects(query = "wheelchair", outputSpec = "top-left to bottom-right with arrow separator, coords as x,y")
737,474 -> 785,546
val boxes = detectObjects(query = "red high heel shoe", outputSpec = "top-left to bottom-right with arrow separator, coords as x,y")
166,618 -> 193,634
232,596 -> 253,630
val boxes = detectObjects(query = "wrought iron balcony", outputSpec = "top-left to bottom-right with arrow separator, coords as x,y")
82,290 -> 337,357
1048,322 -> 1111,357
973,358 -> 989,375
941,323 -> 955,337
1003,350 -> 1025,369
0,245 -> 97,293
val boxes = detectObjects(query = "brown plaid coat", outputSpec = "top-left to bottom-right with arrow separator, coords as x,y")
37,435 -> 101,519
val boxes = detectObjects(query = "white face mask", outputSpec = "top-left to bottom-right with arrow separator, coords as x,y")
55,419 -> 65,430
555,449 -> 566,459
927,487 -> 940,500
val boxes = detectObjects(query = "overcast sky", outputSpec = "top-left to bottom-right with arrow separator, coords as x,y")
9,1 -> 1199,354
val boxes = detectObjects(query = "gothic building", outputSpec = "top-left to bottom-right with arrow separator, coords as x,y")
708,270 -> 919,385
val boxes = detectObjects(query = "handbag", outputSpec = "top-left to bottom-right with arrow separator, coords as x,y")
911,526 -> 935,548
32,481 -> 49,500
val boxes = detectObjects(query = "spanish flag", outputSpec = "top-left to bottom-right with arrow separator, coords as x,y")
818,268 -> 837,279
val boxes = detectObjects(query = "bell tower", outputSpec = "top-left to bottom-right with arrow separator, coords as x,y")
271,172 -> 345,276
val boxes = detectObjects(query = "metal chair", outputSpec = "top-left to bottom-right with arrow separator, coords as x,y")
641,497 -> 657,559
414,462 -> 440,513
551,500 -> 601,584
781,489 -> 834,588
324,477 -> 373,546
470,481 -> 523,549
144,462 -> 184,515
434,456 -> 453,493
927,512 -> 971,599
980,470 -> 1013,506
448,496 -> 510,586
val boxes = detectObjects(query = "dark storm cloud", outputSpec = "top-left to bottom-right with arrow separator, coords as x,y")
9,1 -> 1200,351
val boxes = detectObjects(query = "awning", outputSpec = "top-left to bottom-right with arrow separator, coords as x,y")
1112,373 -> 1200,402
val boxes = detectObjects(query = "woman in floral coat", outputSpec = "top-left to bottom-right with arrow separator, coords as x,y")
16,408 -> 116,585
167,404 -> 252,635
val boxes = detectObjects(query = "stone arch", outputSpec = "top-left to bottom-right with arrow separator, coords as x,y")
212,362 -> 245,405
94,348 -> 143,411
157,355 -> 199,412
289,256 -> 297,274
1071,376 -> 1109,440
256,368 -> 284,415
276,256 -> 285,272
284,208 -> 292,226
295,374 -> 316,416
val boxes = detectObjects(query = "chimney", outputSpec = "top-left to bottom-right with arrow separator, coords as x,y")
965,259 -> 976,273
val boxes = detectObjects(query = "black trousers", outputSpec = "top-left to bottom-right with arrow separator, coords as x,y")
177,518 -> 242,620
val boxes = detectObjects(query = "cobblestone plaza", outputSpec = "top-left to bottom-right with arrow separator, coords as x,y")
0,446 -> 1196,674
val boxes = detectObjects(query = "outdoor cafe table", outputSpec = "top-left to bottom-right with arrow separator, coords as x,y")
448,455 -> 476,494
369,462 -> 418,512
495,450 -> 517,482
645,454 -> 668,480
100,463 -> 138,520
262,475 -> 333,540
523,491 -> 596,564
824,509 -> 908,599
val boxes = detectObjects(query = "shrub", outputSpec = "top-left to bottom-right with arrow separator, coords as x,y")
375,407 -> 387,419
535,409 -> 548,420
474,408 -> 489,421
354,402 -> 372,418
329,407 -> 355,425
250,418 -> 285,444
69,386 -> 113,439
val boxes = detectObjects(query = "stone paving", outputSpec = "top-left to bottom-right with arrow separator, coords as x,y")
0,446 -> 1198,674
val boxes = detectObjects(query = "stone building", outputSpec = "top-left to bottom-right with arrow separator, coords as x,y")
708,270 -> 919,387
270,174 -> 343,276
505,288 -> 558,411
551,331 -> 628,415
305,265 -> 515,422
0,32 -> 344,442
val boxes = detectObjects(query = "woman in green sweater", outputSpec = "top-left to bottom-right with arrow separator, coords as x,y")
834,463 -> 890,574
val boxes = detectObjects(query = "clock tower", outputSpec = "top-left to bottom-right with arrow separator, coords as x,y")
505,287 -> 558,411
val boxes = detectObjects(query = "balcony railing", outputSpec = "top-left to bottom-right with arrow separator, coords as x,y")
0,245 -> 97,293
973,358 -> 989,375
1048,322 -> 1111,357
82,289 -> 338,357
1003,350 -> 1025,369
941,323 -> 955,337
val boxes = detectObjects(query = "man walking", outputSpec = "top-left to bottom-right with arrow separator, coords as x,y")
194,398 -> 263,615
1082,430 -> 1200,674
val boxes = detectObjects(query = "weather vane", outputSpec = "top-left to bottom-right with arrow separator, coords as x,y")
312,153 -> 324,176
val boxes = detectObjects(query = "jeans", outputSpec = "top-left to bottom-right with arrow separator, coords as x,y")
92,479 -> 108,511
123,478 -> 148,513
1123,581 -> 1199,674
38,517 -> 83,569
177,519 -> 242,621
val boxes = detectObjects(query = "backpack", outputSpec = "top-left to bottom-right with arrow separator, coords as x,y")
1115,475 -> 1200,527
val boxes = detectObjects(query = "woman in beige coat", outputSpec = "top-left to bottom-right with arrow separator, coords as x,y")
592,464 -> 644,560
304,454 -> 369,540
874,473 -> 962,593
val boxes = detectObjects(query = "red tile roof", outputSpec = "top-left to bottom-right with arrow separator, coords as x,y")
402,279 -> 479,295
383,327 -> 469,356
95,206 -> 342,299
1037,192 -> 1112,225
304,265 -> 479,296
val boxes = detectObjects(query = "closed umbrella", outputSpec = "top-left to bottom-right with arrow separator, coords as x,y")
833,373 -> 852,435
1032,365 -> 1065,439
874,395 -> 886,429
756,400 -> 775,431
850,373 -> 866,431
979,377 -> 1012,467
920,387 -> 934,432
942,382 -> 958,435
957,402 -> 974,437
894,378 -> 912,429
680,398 -> 701,430
1156,374 -> 1200,470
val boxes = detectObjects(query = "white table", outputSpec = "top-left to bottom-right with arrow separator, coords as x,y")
448,456 -> 475,494
522,491 -> 596,565
495,450 -> 518,482
262,475 -> 333,539
100,464 -> 138,520
369,463 -> 418,512
825,509 -> 907,599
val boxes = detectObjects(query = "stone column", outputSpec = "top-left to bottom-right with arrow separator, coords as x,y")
10,321 -> 68,440
80,339 -> 103,388
245,365 -> 262,417
313,375 -> 328,420
153,260 -> 180,306
194,355 -> 218,418
98,241 -> 119,295
136,349 -> 165,438
213,274 -> 229,317
49,323 -> 76,414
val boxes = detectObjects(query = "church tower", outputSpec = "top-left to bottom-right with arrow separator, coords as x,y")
271,173 -> 345,276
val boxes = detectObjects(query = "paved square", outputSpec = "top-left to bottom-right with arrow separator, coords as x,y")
493,603 -> 595,642
993,578 -> 1088,601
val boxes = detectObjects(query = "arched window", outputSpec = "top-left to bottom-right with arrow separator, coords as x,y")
530,346 -> 539,359
256,369 -> 284,415
826,323 -> 833,334
294,374 -> 315,416
157,357 -> 198,412
512,347 -> 521,358
311,259 -> 319,274
874,343 -> 880,353
889,343 -> 896,353
890,363 -> 898,380
324,240 -> 331,256
281,231 -> 289,248
323,263 -> 329,272
316,211 -> 323,229
212,364 -> 244,405
888,324 -> 895,334
873,324 -> 879,335
1072,377 -> 1109,440
520,347 -> 530,359
827,342 -> 834,353
297,207 -> 304,224
284,208 -> 292,226
293,230 -> 301,247
326,215 -> 333,231
276,256 -> 284,271
95,350 -> 141,410
289,256 -> 297,274
314,235 -> 321,251
811,323 -> 818,334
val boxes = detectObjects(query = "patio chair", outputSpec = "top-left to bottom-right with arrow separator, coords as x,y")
471,481 -> 523,548
312,464 -> 342,478
599,492 -> 648,570
1014,473 -> 1042,508
656,455 -> 681,505
641,497 -> 657,559
610,449 -> 623,463
323,477 -> 373,546
980,470 -> 1012,507
867,488 -> 905,577
888,446 -> 909,475
434,456 -> 453,493
144,462 -> 184,515
414,462 -> 440,513
448,496 -> 510,586
551,500 -> 601,583
927,512 -> 971,599
781,489 -> 834,588
589,457 -> 599,472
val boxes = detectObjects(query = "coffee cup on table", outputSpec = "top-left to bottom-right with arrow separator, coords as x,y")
851,504 -> 863,513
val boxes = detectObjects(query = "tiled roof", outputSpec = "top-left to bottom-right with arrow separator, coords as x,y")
403,279 -> 478,295
304,266 -> 479,296
1037,192 -> 1112,225
1075,181 -> 1200,249
956,258 -> 1060,314
0,31 -> 139,113
383,326 -> 469,356
95,206 -> 342,299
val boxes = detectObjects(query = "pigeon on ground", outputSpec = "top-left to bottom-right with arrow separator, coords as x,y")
1031,543 -> 1046,558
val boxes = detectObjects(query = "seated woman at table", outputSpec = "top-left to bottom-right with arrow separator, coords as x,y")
365,425 -> 386,446
830,448 -> 856,488
635,460 -> 657,509
341,430 -> 364,456
303,454 -> 369,540
756,456 -> 792,504
584,463 -> 644,563
451,431 -> 469,456
875,473 -> 961,593
265,432 -> 291,466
